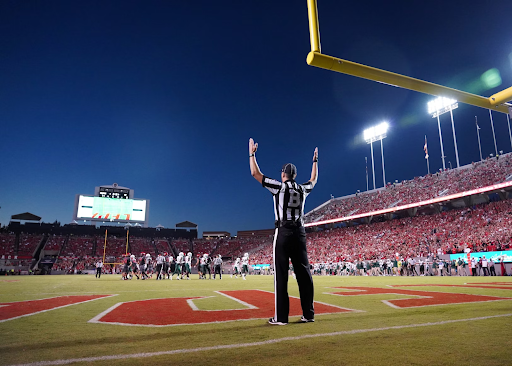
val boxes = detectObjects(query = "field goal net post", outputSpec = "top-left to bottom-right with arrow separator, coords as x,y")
101,228 -> 129,267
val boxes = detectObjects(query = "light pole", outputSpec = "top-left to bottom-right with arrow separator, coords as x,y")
507,113 -> 512,150
489,109 -> 498,156
370,141 -> 375,190
428,97 -> 459,170
365,157 -> 369,192
364,122 -> 389,189
381,138 -> 386,185
475,116 -> 483,162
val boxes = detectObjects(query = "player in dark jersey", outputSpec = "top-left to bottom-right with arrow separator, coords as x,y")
122,254 -> 130,280
139,253 -> 148,280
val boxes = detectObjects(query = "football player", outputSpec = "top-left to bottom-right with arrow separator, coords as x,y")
171,252 -> 184,280
130,254 -> 140,280
183,252 -> 192,279
241,252 -> 249,280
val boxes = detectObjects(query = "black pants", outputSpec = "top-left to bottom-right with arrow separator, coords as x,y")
96,268 -> 101,278
214,265 -> 222,279
273,225 -> 314,323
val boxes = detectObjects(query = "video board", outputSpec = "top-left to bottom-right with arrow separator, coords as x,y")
73,195 -> 149,225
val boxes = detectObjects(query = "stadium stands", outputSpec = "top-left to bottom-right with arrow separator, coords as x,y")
173,239 -> 192,254
44,235 -> 67,252
17,233 -> 43,257
247,199 -> 512,265
61,236 -> 96,257
0,233 -> 16,256
2,153 -> 511,274
129,237 -> 156,256
305,154 -> 512,224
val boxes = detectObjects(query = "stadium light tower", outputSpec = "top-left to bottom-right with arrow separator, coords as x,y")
364,122 -> 389,189
428,97 -> 459,169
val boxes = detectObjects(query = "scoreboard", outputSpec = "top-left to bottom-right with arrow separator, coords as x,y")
73,184 -> 149,226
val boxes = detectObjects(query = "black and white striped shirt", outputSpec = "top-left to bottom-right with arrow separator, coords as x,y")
262,176 -> 314,224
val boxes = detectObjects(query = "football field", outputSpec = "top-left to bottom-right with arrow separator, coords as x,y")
1,274 -> 511,366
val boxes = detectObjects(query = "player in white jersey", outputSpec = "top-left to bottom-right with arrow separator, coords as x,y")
241,253 -> 249,280
146,253 -> 154,278
232,257 -> 241,278
183,252 -> 192,279
171,252 -> 184,280
199,254 -> 208,279
130,254 -> 140,280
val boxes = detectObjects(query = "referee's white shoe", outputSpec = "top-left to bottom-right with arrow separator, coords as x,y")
300,316 -> 314,323
268,318 -> 287,325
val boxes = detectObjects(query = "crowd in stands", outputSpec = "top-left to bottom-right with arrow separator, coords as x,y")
173,239 -> 192,253
246,199 -> 512,265
129,237 -> 156,255
44,235 -> 67,252
305,154 -> 512,224
154,239 -> 171,254
94,236 -> 125,257
17,234 -> 43,257
0,233 -> 16,256
62,236 -> 96,257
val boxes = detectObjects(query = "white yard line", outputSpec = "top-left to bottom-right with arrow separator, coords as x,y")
10,313 -> 512,366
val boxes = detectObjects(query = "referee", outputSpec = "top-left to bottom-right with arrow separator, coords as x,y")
249,138 -> 318,325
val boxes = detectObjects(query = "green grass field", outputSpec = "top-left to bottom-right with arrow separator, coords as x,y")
1,274 -> 511,366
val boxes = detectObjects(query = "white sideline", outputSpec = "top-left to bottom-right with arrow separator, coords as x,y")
9,313 -> 512,366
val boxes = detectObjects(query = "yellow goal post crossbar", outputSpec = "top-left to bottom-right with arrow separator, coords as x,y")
305,0 -> 512,115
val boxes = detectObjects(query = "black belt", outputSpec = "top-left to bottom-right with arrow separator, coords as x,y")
275,220 -> 303,228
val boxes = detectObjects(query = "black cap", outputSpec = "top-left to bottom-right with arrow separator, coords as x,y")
281,163 -> 297,177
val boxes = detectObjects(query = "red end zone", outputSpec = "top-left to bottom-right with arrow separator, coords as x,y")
0,295 -> 114,322
90,290 -> 352,326
327,286 -> 511,309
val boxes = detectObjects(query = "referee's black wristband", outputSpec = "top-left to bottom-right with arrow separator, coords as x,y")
250,154 -> 255,157
313,159 -> 318,163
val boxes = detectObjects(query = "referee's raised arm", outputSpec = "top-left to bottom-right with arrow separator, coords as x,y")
249,138 -> 263,183
310,147 -> 319,187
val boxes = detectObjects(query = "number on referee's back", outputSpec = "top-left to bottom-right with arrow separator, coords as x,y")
288,190 -> 300,208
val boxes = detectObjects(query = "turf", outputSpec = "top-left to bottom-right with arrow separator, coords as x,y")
0,275 -> 511,366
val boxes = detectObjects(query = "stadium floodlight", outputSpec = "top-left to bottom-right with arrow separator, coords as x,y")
364,122 -> 389,190
427,97 -> 460,170
427,97 -> 458,117
364,122 -> 389,144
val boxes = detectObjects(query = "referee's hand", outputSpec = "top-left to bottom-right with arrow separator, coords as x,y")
313,147 -> 318,161
249,138 -> 258,154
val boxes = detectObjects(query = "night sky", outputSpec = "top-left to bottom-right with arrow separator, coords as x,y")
1,1 -> 512,235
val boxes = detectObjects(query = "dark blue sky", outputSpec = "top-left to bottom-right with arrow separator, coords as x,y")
1,0 -> 512,234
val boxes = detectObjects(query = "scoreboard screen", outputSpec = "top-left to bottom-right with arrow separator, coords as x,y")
74,195 -> 148,223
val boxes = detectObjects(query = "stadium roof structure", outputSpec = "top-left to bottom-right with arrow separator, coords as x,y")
10,212 -> 41,221
176,221 -> 197,228
202,231 -> 230,238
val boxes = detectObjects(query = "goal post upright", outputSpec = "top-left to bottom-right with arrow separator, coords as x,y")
305,0 -> 512,114
125,229 -> 129,256
102,229 -> 107,264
